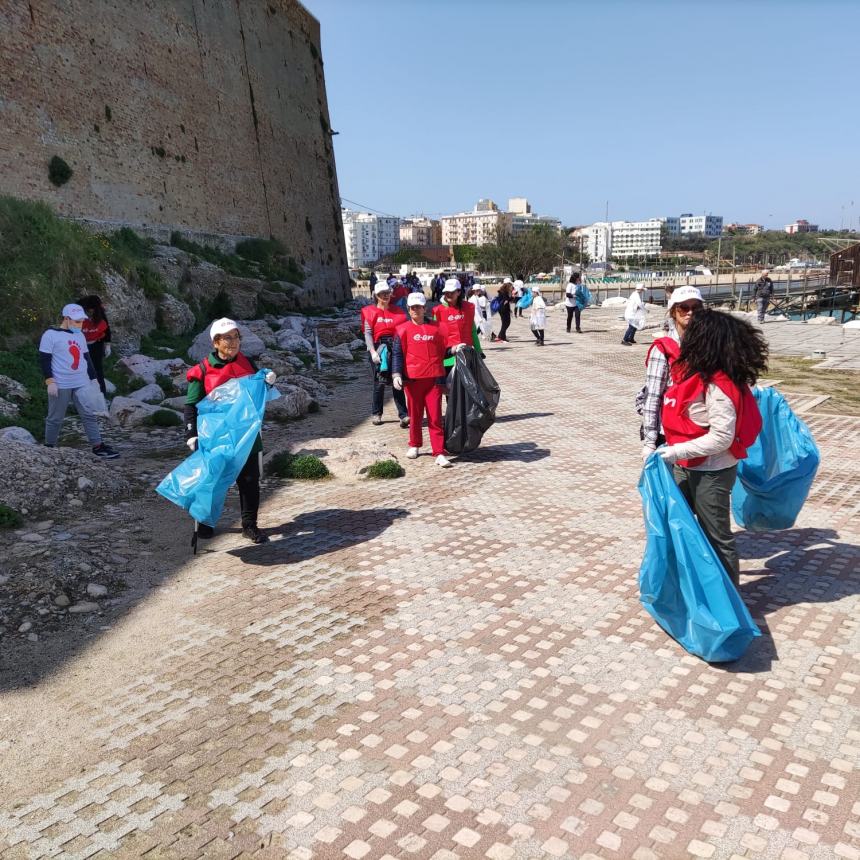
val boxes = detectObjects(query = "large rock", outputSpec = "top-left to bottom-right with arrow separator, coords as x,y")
0,426 -> 37,445
116,354 -> 189,385
0,397 -> 19,418
222,276 -> 263,319
275,329 -> 313,353
314,318 -> 361,347
277,315 -> 308,334
187,323 -> 266,363
101,271 -> 156,354
319,343 -> 354,362
267,383 -> 311,420
109,396 -> 161,428
157,294 -> 196,335
239,319 -> 278,348
280,374 -> 331,402
148,245 -> 194,291
128,383 -> 165,404
257,352 -> 305,376
259,286 -> 298,313
0,375 -> 30,402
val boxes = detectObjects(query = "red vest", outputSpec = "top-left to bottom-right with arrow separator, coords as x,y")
662,368 -> 761,468
645,336 -> 680,367
366,305 -> 406,342
187,352 -> 256,394
82,318 -> 109,345
434,301 -> 475,347
395,319 -> 448,379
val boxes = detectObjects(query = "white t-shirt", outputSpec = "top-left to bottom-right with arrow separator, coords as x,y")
39,328 -> 91,389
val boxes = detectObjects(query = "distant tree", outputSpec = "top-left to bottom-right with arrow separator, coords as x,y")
453,244 -> 479,265
478,224 -> 563,280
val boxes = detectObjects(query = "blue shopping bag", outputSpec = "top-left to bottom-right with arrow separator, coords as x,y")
732,386 -> 820,531
638,455 -> 760,662
156,370 -> 279,527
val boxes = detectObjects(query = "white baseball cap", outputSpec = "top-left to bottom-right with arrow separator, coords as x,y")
635,282 -> 646,291
406,293 -> 426,307
62,303 -> 87,321
667,286 -> 704,309
374,282 -> 391,295
503,277 -> 512,284
442,278 -> 461,293
210,317 -> 239,339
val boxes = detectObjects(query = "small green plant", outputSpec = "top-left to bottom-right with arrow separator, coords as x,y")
48,156 -> 73,187
265,452 -> 330,480
154,372 -> 177,395
364,459 -> 404,479
139,329 -> 195,359
143,409 -> 182,427
0,504 -> 23,529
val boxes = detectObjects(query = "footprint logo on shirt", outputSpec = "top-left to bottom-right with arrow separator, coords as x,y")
68,340 -> 81,370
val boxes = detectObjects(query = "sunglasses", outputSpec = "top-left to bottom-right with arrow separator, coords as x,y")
675,302 -> 701,313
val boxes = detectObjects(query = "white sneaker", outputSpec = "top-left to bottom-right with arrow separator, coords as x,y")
435,454 -> 452,468
407,447 -> 420,459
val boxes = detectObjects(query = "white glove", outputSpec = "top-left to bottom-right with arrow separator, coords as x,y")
186,437 -> 198,452
46,381 -> 58,398
657,446 -> 678,465
370,350 -> 381,365
265,371 -> 277,385
452,343 -> 467,353
392,375 -> 403,391
90,377 -> 101,388
104,344 -> 112,358
641,444 -> 656,463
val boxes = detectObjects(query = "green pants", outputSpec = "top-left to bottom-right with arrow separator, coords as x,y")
673,464 -> 739,586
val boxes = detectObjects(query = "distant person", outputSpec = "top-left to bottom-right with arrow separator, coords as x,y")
752,270 -> 774,323
656,309 -> 767,586
369,270 -> 378,298
564,273 -> 586,334
392,293 -> 455,468
39,303 -> 119,459
392,278 -> 409,312
495,278 -> 514,342
512,279 -> 524,317
622,283 -> 647,345
529,286 -> 547,345
363,282 -> 409,427
468,284 -> 492,341
77,294 -> 112,395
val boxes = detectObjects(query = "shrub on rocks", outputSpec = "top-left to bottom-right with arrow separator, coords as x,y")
265,452 -> 330,480
143,409 -> 182,428
0,504 -> 24,528
364,459 -> 405,479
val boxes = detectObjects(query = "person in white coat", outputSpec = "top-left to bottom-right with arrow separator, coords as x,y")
468,285 -> 492,341
529,286 -> 547,345
622,283 -> 647,345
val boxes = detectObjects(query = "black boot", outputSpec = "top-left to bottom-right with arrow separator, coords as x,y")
241,518 -> 269,543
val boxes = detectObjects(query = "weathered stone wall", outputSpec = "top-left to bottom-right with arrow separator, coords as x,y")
0,0 -> 350,305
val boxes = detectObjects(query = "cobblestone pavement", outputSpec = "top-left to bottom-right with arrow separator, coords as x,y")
2,307 -> 859,860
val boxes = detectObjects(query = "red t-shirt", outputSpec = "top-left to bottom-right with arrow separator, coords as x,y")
433,301 -> 475,347
395,319 -> 449,379
365,305 -> 406,342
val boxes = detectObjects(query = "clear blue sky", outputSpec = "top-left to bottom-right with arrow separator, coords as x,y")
308,0 -> 859,231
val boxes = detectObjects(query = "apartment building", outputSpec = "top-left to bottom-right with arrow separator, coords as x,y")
679,214 -> 723,237
585,219 -> 662,262
341,209 -> 378,268
785,219 -> 819,234
511,212 -> 562,237
441,206 -> 512,246
725,223 -> 764,235
400,218 -> 442,247
376,215 -> 401,257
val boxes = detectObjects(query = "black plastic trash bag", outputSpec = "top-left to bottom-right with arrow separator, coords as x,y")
444,347 -> 501,454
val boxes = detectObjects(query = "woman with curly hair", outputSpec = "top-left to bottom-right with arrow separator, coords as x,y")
657,309 -> 767,585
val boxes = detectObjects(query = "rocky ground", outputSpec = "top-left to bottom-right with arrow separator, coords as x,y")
0,301 -> 379,665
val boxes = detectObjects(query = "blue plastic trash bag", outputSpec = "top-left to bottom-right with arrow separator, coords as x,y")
638,455 -> 760,662
732,386 -> 820,531
516,287 -> 533,309
378,342 -> 390,372
156,370 -> 279,527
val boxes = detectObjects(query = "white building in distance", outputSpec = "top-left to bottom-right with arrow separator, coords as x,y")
441,197 -> 560,246
341,209 -> 400,267
586,219 -> 662,262
678,214 -> 723,237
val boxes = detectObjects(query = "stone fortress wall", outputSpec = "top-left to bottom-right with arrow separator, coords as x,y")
0,0 -> 350,305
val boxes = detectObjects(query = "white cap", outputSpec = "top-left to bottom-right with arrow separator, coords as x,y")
513,279 -> 524,289
635,282 -> 646,291
503,277 -> 512,284
667,286 -> 704,309
533,285 -> 542,294
62,303 -> 87,321
442,278 -> 461,293
406,292 -> 426,307
374,282 -> 391,295
210,317 -> 239,339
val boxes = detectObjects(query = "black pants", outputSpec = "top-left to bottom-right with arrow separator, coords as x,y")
623,324 -> 638,343
498,308 -> 511,340
532,328 -> 545,343
236,452 -> 260,527
370,354 -> 407,418
89,341 -> 107,395
566,306 -> 581,332
514,305 -> 524,317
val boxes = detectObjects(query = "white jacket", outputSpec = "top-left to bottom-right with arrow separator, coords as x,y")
624,292 -> 647,329
530,296 -> 547,328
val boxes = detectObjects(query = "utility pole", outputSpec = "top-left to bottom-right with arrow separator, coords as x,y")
714,234 -> 722,296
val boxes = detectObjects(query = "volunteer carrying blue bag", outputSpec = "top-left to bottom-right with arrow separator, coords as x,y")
156,318 -> 280,549
732,386 -> 820,531
638,455 -> 761,662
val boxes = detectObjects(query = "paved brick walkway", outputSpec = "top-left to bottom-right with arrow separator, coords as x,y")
2,307 -> 859,860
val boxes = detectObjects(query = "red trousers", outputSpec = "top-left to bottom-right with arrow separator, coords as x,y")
404,377 -> 445,455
